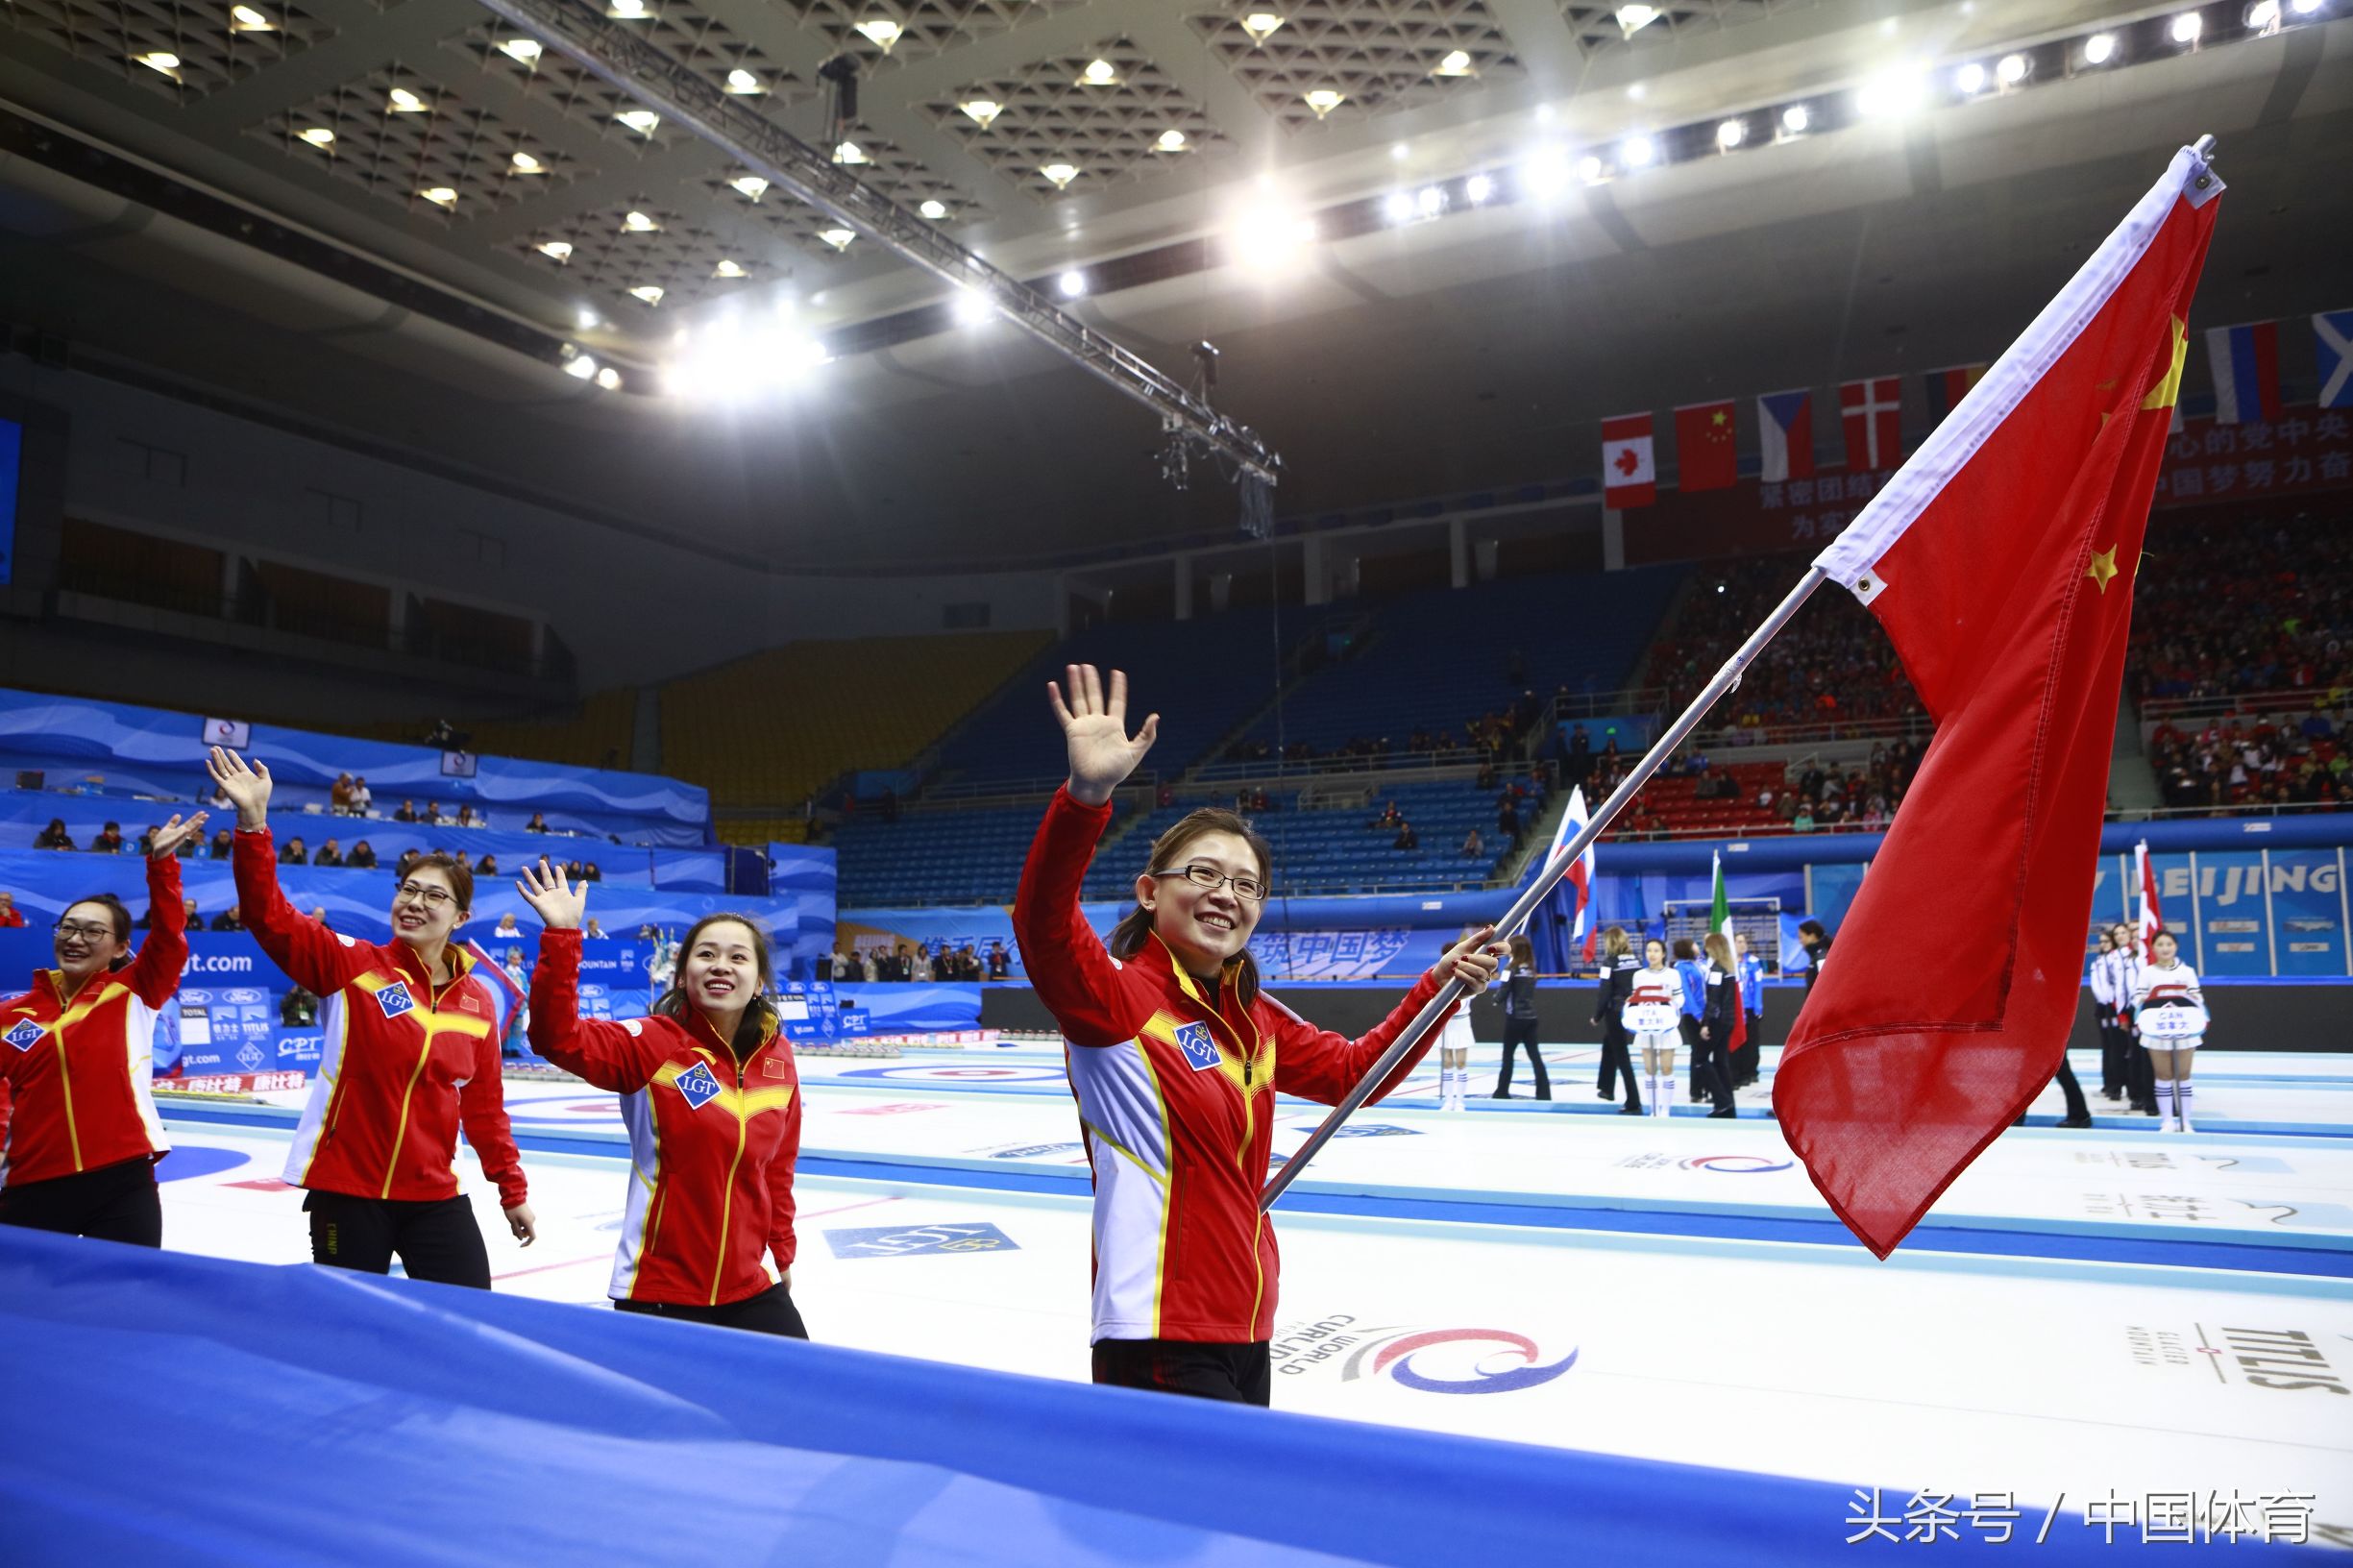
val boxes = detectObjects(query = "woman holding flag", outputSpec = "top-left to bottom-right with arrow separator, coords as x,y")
1696,933 -> 1743,1118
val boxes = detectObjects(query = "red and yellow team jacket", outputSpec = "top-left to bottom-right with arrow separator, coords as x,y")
0,855 -> 185,1187
1013,787 -> 1456,1345
528,929 -> 800,1306
233,828 -> 527,1208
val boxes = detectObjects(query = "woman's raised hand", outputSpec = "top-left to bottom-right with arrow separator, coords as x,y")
1048,664 -> 1159,807
1438,925 -> 1507,991
516,858 -> 586,931
205,747 -> 272,830
147,812 -> 208,861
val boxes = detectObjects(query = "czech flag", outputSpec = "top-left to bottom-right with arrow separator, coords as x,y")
1755,389 -> 1814,482
2203,320 -> 2280,424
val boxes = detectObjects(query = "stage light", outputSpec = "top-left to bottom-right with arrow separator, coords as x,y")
627,284 -> 664,306
1390,142 -> 1409,160
576,306 -> 599,328
1955,61 -> 1987,93
1229,207 -> 1315,271
1518,146 -> 1571,198
730,175 -> 769,200
1058,270 -> 1087,299
1577,153 -> 1605,183
616,109 -> 660,135
1616,4 -> 1658,35
1240,12 -> 1284,44
2083,31 -> 2117,62
608,0 -> 644,14
419,185 -> 457,207
297,126 -> 335,147
1856,68 -> 1925,117
1080,59 -> 1119,86
2247,0 -> 2281,19
566,355 -> 599,380
1416,184 -> 1446,216
2292,0 -> 2323,13
1620,134 -> 1655,167
134,50 -> 181,77
919,198 -> 948,219
951,288 -> 993,326
388,86 -> 427,111
2169,12 -> 2202,42
835,140 -> 869,164
623,209 -> 660,232
713,258 -> 747,279
1304,88 -> 1345,118
960,99 -> 1001,128
596,367 -> 623,391
1715,116 -> 1746,149
1781,103 -> 1811,133
1040,161 -> 1079,189
538,240 -> 575,261
230,6 -> 274,31
1383,191 -> 1413,223
853,17 -> 901,50
1434,49 -> 1473,76
1996,52 -> 2028,85
1465,172 -> 1493,203
510,151 -> 543,172
498,37 -> 541,63
1158,129 -> 1188,151
725,68 -> 762,94
820,227 -> 855,250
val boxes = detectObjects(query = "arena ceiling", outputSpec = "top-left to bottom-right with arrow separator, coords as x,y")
0,0 -> 2347,574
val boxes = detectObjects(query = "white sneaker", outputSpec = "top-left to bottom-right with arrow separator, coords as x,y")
2160,1116 -> 2180,1134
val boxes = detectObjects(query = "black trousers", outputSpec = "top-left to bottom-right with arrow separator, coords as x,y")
1683,1017 -> 1734,1114
306,1190 -> 491,1289
2054,1056 -> 2090,1122
1596,1021 -> 1640,1110
2125,1036 -> 2159,1114
1494,1018 -> 1550,1098
0,1156 -> 161,1247
2096,1006 -> 2124,1095
1092,1337 -> 1271,1407
616,1280 -> 808,1338
1735,1016 -> 1763,1086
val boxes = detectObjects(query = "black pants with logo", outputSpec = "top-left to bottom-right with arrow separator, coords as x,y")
0,1156 -> 161,1246
305,1190 -> 491,1288
615,1281 -> 808,1339
1092,1337 -> 1271,1407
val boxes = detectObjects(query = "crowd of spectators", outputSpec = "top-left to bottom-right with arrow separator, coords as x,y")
2128,509 -> 2353,704
823,941 -> 1012,983
2148,706 -> 2346,813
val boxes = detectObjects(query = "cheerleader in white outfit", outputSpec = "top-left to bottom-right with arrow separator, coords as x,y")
1436,923 -> 1484,1111
2130,929 -> 2209,1133
1622,939 -> 1685,1117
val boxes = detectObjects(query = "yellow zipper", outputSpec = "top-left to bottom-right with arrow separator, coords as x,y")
379,970 -> 447,1199
53,1027 -> 83,1171
708,1049 -> 749,1305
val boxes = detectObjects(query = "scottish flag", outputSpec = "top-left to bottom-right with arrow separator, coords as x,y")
2318,310 -> 2353,409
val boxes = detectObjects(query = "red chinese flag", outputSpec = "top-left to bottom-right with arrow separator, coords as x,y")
1773,145 -> 2221,1258
1675,401 -> 1738,491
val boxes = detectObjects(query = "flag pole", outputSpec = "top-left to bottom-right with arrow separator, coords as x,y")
1261,564 -> 1833,1211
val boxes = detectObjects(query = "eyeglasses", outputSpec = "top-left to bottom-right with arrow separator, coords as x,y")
394,881 -> 456,909
1151,863 -> 1268,902
54,919 -> 114,942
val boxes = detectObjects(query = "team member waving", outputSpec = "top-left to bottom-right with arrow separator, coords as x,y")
0,812 -> 207,1245
207,747 -> 533,1286
1015,665 -> 1504,1407
518,861 -> 808,1337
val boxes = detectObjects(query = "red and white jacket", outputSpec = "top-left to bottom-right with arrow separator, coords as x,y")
0,855 -> 184,1187
528,929 -> 801,1307
1014,788 -> 1455,1345
233,828 -> 527,1208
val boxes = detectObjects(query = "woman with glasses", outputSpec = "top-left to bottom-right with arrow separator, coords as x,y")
0,812 -> 208,1245
1013,665 -> 1504,1406
206,747 -> 534,1287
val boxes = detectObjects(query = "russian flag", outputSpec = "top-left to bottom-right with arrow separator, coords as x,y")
1755,388 -> 1814,482
2203,320 -> 2280,424
1537,785 -> 1597,957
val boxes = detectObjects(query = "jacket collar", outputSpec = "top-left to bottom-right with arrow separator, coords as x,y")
682,998 -> 778,1061
1144,932 -> 1261,1053
388,937 -> 473,992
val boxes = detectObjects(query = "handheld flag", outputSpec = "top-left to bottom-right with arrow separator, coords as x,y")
1710,851 -> 1747,1051
2135,840 -> 2165,950
1773,143 -> 2222,1259
466,939 -> 527,1039
1540,786 -> 1597,958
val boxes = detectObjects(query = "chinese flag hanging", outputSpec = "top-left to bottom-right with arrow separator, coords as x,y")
1774,144 -> 2222,1258
1676,401 -> 1738,491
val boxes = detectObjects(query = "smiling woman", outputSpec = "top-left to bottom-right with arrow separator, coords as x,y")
1014,665 -> 1504,1407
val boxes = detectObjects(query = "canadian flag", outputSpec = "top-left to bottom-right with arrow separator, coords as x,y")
1840,377 -> 1902,471
1601,412 -> 1655,508
2135,840 -> 2164,950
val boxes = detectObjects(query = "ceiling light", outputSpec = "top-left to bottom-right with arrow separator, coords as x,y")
135,50 -> 182,75
296,126 -> 335,146
730,175 -> 769,200
1715,117 -> 1746,149
1303,87 -> 1345,118
1240,12 -> 1284,44
627,285 -> 665,306
510,150 -> 543,172
2082,32 -> 2117,63
1058,270 -> 1086,299
951,288 -> 993,326
820,227 -> 855,251
420,186 -> 457,206
1781,103 -> 1811,133
1040,161 -> 1079,188
499,37 -> 541,63
2169,12 -> 2202,42
1996,52 -> 2028,86
616,109 -> 660,135
1390,142 -> 1409,161
959,98 -> 1001,128
2291,0 -> 2322,13
230,5 -> 274,31
1156,128 -> 1188,152
1228,207 -> 1316,272
1464,172 -> 1493,203
918,198 -> 948,219
607,0 -> 645,14
576,307 -> 599,328
725,68 -> 762,93
835,140 -> 869,164
566,355 -> 599,380
623,210 -> 660,232
1620,134 -> 1655,167
1415,184 -> 1445,216
595,367 -> 623,391
1518,145 -> 1571,199
853,17 -> 901,50
1616,4 -> 1659,34
713,258 -> 747,279
2247,0 -> 2281,20
1080,59 -> 1118,86
1383,190 -> 1413,223
1855,68 -> 1926,117
1577,153 -> 1605,183
1954,61 -> 1986,93
387,86 -> 427,111
1433,49 -> 1473,77
538,239 -> 575,261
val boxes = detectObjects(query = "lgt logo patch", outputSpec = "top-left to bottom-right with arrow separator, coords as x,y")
4,1018 -> 42,1051
375,982 -> 415,1020
673,1062 -> 723,1110
1172,1021 -> 1221,1071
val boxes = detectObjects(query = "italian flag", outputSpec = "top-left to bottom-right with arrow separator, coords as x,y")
1711,851 -> 1747,1052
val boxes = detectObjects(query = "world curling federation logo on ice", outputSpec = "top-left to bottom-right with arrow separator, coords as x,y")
1272,1316 -> 1577,1395
1679,1154 -> 1795,1174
